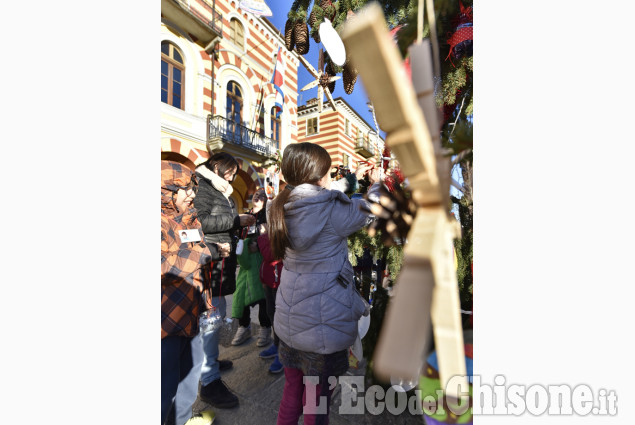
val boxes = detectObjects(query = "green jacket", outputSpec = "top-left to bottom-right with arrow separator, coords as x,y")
231,237 -> 266,318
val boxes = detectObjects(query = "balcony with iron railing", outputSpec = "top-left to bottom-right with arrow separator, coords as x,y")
354,135 -> 375,158
161,0 -> 223,47
207,115 -> 279,158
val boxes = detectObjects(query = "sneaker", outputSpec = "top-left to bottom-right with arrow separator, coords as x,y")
218,359 -> 233,371
257,326 -> 272,347
231,326 -> 251,346
259,344 -> 278,359
199,379 -> 239,408
269,355 -> 283,374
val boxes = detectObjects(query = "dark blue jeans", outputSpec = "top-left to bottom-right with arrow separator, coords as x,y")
161,334 -> 203,425
264,285 -> 279,346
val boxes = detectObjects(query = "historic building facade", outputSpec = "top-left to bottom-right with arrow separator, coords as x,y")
160,0 -> 299,212
297,97 -> 386,172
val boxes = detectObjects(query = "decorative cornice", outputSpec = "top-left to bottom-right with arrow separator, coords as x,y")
161,125 -> 206,145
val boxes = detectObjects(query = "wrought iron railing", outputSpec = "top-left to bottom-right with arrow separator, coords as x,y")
172,0 -> 223,35
355,136 -> 375,156
208,115 -> 279,156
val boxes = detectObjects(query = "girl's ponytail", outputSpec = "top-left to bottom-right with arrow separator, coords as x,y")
268,185 -> 292,260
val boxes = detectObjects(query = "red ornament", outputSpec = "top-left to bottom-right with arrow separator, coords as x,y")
389,26 -> 412,80
446,2 -> 473,65
384,167 -> 404,193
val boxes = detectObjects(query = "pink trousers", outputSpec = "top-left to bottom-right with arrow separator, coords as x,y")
276,367 -> 334,425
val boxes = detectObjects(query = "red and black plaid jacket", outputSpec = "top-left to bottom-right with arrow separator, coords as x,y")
161,161 -> 212,339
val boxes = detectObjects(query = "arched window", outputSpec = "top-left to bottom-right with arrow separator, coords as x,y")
226,81 -> 243,124
161,41 -> 185,109
270,106 -> 281,147
230,18 -> 245,50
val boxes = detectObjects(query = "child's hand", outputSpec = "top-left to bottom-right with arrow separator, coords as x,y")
217,242 -> 231,258
368,167 -> 383,185
239,214 -> 256,226
355,163 -> 373,180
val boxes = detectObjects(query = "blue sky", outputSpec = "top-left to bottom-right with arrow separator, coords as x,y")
263,1 -> 462,209
264,2 -> 379,136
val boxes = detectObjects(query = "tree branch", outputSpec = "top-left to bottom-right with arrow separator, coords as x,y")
451,148 -> 472,167
448,95 -> 466,137
451,178 -> 464,194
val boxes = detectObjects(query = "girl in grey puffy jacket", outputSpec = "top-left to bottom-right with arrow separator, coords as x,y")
268,142 -> 381,425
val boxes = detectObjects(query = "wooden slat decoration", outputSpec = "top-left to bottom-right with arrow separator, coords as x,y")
341,3 -> 468,400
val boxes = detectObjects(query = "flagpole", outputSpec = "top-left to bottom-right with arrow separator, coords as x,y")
251,46 -> 280,132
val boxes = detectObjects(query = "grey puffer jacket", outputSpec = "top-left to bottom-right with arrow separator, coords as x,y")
274,182 -> 380,354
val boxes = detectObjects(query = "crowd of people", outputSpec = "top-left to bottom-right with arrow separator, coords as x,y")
161,142 -> 382,425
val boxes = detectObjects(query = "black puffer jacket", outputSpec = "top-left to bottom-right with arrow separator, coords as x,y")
194,163 -> 242,296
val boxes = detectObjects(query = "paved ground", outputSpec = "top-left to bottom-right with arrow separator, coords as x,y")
190,294 -> 430,425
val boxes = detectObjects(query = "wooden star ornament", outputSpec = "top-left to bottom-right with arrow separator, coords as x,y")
341,3 -> 468,401
298,48 -> 340,113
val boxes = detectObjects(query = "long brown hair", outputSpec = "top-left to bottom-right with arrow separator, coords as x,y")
269,142 -> 332,260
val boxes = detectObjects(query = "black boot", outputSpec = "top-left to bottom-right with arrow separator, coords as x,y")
199,379 -> 239,408
218,359 -> 233,371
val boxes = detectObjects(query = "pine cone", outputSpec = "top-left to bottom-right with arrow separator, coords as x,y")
319,72 -> 330,87
294,21 -> 310,55
367,184 -> 417,246
343,62 -> 357,94
285,19 -> 295,51
309,9 -> 321,43
325,62 -> 336,93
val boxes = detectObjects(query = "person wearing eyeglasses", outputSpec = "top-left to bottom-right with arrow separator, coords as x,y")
193,152 -> 256,409
161,160 -> 213,425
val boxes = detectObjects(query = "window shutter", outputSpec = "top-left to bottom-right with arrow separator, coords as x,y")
236,21 -> 244,49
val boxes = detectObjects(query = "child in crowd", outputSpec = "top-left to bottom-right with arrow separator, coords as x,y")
268,142 -> 381,425
256,222 -> 284,373
231,235 -> 269,344
231,188 -> 272,347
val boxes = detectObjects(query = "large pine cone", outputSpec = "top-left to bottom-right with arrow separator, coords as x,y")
285,19 -> 295,51
367,184 -> 417,246
309,9 -> 320,43
309,1 -> 332,44
325,62 -> 336,93
343,62 -> 357,94
294,21 -> 310,55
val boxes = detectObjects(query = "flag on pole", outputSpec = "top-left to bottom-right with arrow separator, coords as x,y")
272,47 -> 285,118
239,0 -> 272,17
